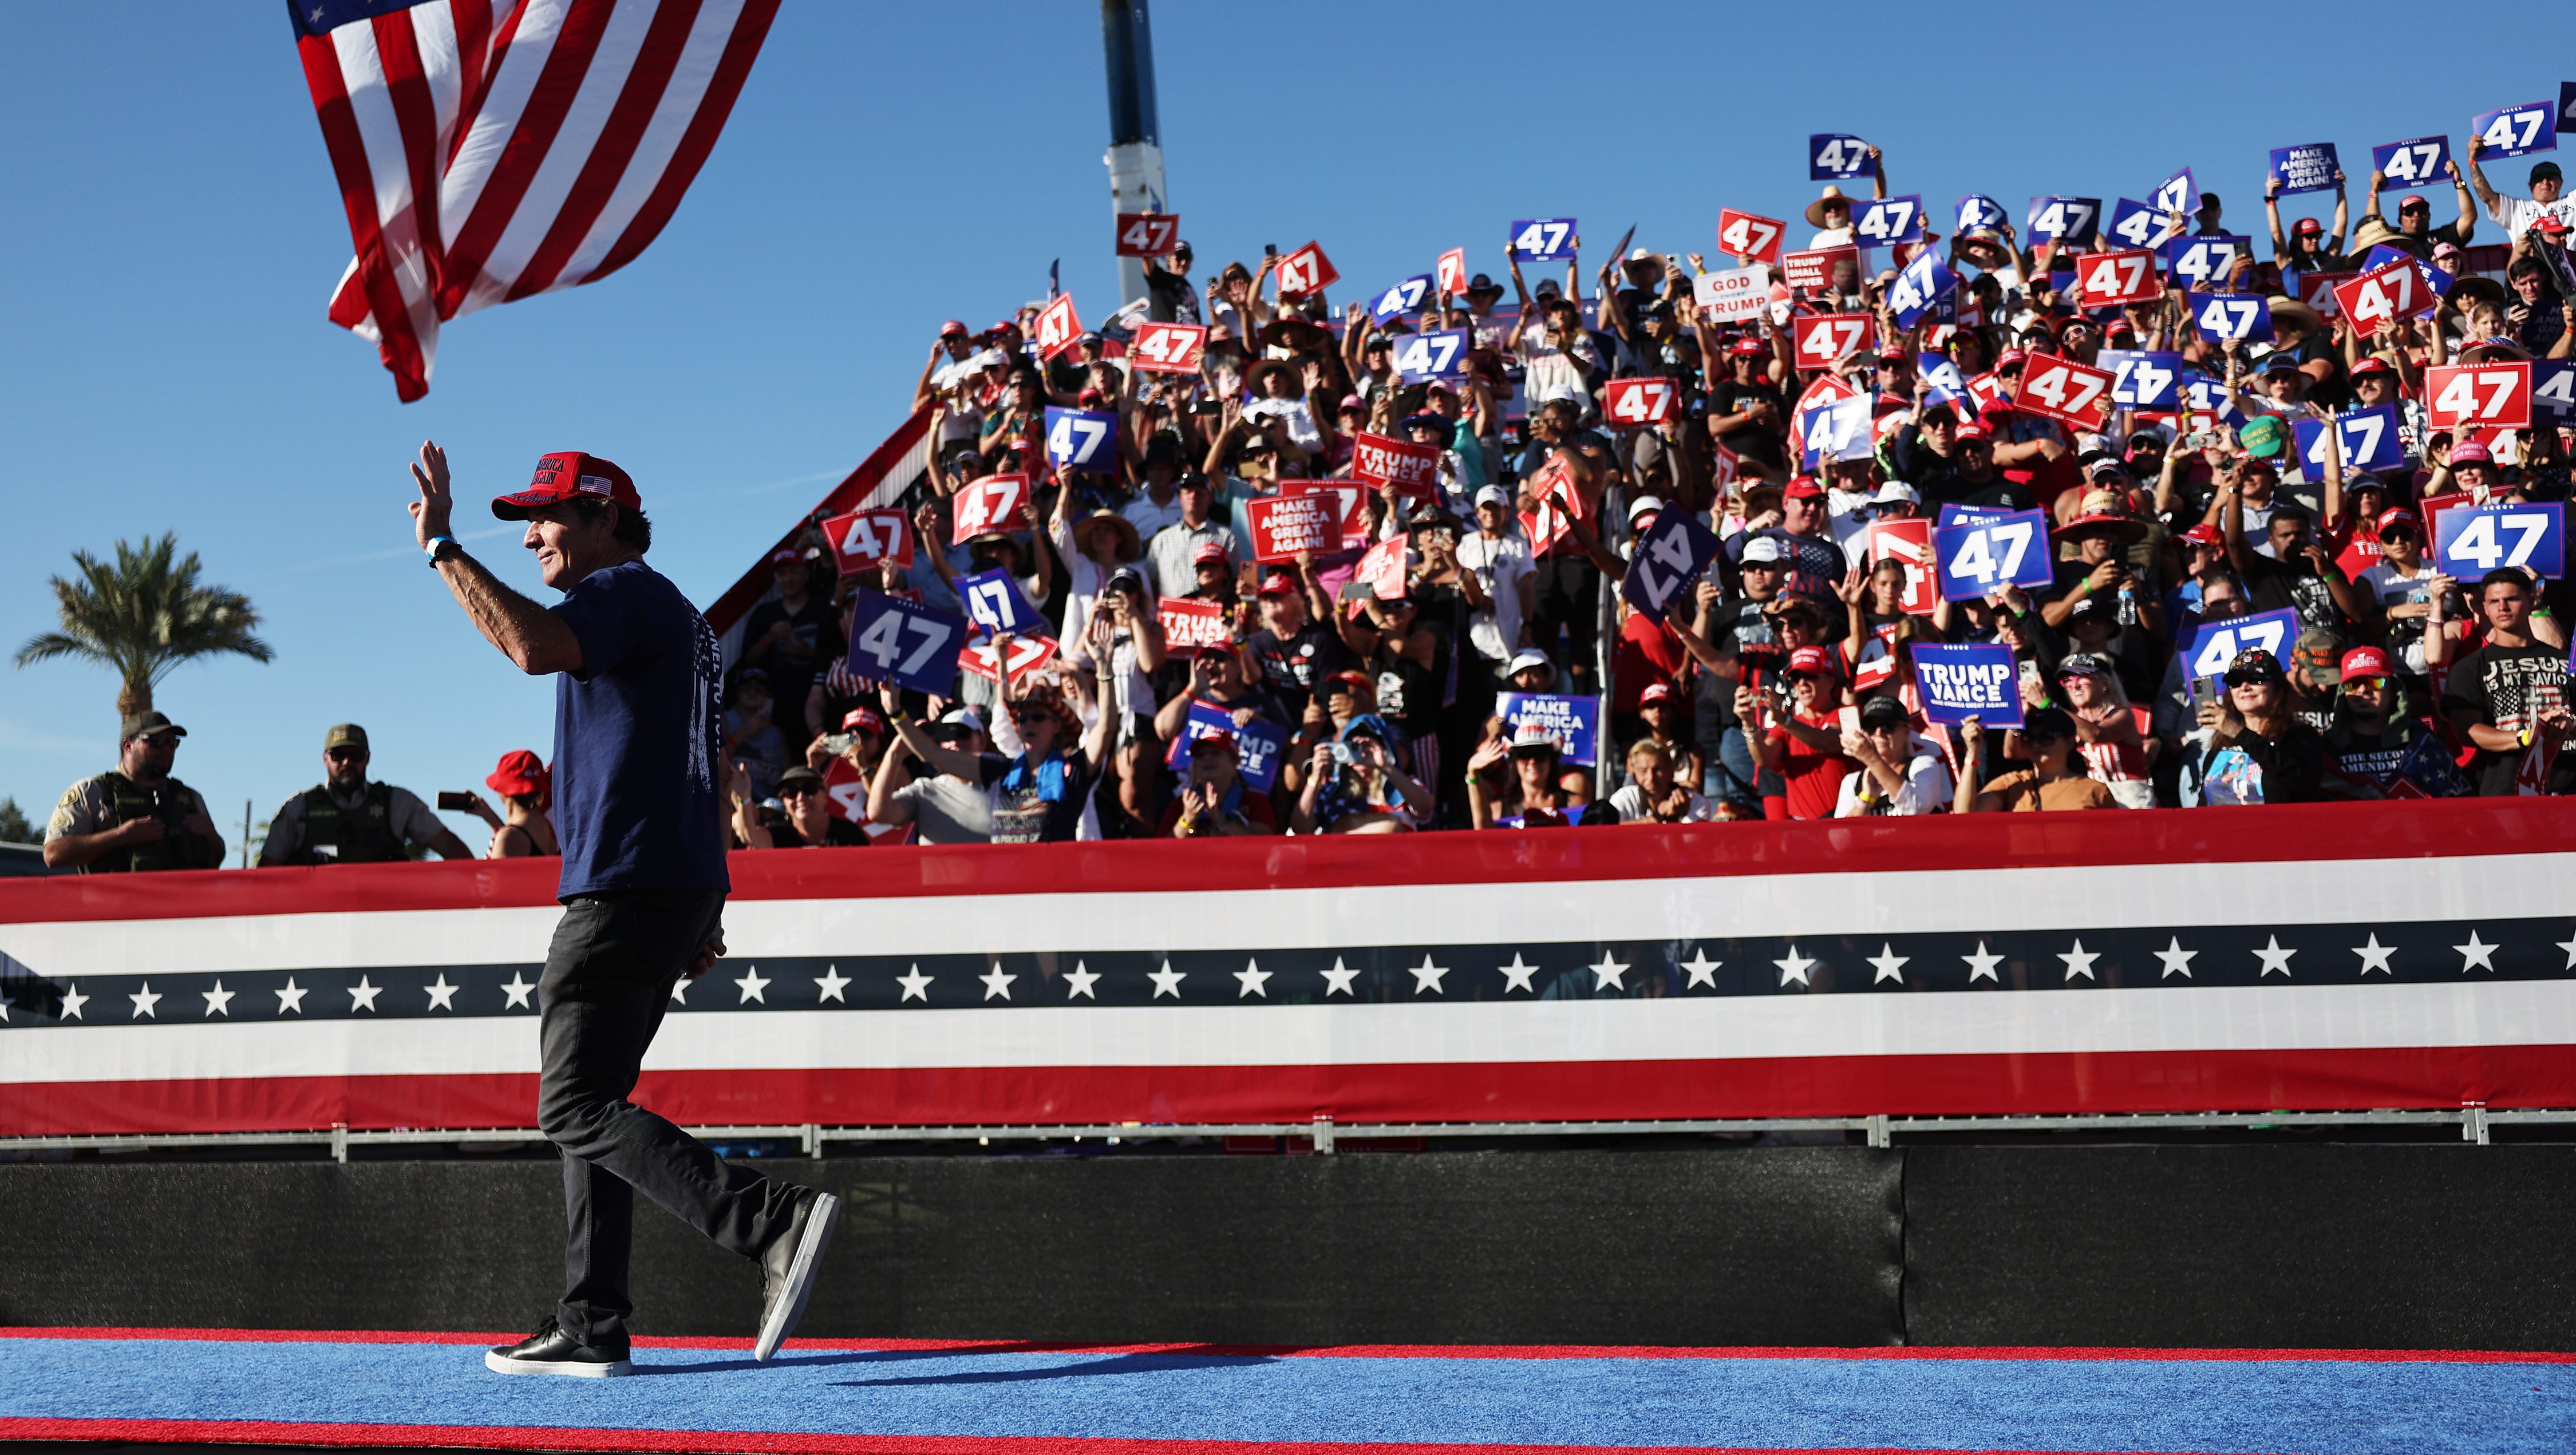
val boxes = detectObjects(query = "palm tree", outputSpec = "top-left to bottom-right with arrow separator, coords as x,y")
14,533 -> 274,718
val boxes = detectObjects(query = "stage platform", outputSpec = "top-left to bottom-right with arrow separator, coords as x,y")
3,1329 -> 2573,1454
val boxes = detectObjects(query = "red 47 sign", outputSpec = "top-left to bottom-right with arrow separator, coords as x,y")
2425,362 -> 2532,429
1282,478 -> 1371,552
1275,240 -> 1340,297
1127,321 -> 1205,374
1436,247 -> 1468,296
1866,518 -> 1940,616
1602,377 -> 1677,428
820,508 -> 914,575
1033,294 -> 1081,358
1115,212 -> 1178,257
2074,248 -> 2162,307
2333,259 -> 2429,337
1717,208 -> 1785,264
957,634 -> 1058,688
2011,353 -> 2114,431
949,473 -> 1030,545
1792,313 -> 1872,370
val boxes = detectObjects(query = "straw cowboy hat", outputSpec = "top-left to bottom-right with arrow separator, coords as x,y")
1805,185 -> 1855,229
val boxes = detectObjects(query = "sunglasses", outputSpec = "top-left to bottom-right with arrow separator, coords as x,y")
780,783 -> 822,797
326,748 -> 366,762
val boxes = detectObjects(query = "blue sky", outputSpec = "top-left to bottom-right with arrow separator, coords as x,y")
0,1 -> 2557,848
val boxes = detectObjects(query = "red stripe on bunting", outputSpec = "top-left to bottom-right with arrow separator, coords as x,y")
5,798 -> 2567,926
504,0 -> 705,301
6,1045 -> 2571,1137
584,0 -> 779,284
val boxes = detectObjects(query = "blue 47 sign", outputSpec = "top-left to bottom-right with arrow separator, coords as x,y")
1886,250 -> 1954,329
844,591 -> 970,695
2100,349 -> 2181,409
1496,693 -> 1600,766
1044,406 -> 1117,470
2184,608 -> 2299,680
2372,136 -> 2451,190
955,567 -> 1044,638
2105,197 -> 2176,250
2186,291 -> 2273,342
2165,234 -> 2250,290
1392,329 -> 1469,382
2473,101 -> 2557,160
2435,502 -> 2566,579
1933,509 -> 2053,600
1507,218 -> 1576,260
2292,405 -> 2405,476
1853,195 -> 1923,244
1163,702 -> 1287,792
2025,196 -> 2101,244
2532,359 -> 2576,422
1372,274 -> 1433,321
1911,642 -> 2022,728
1809,135 -> 1875,179
1621,510 -> 1722,623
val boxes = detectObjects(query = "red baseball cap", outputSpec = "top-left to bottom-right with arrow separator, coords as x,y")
2376,507 -> 2420,533
2451,441 -> 2495,465
491,451 -> 639,520
2349,357 -> 2393,378
2179,523 -> 2223,548
1954,420 -> 1993,442
2294,217 -> 2324,236
769,547 -> 805,566
1994,348 -> 2029,370
840,705 -> 886,736
1786,645 -> 1839,677
1783,476 -> 1827,500
1257,570 -> 1299,597
2338,645 -> 2392,681
1193,540 -> 1230,566
1640,681 -> 1678,706
940,319 -> 970,338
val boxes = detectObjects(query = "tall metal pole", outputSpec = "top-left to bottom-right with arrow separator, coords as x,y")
1100,0 -> 1165,309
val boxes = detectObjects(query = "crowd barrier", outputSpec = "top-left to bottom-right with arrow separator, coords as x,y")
1,799 -> 2571,1140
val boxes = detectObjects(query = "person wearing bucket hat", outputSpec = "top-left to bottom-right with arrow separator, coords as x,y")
41,709 -> 226,873
262,722 -> 472,867
414,436 -> 845,1373
454,749 -> 560,859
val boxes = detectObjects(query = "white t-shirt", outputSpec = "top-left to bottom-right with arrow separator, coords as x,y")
1832,744 -> 1955,816
1609,783 -> 1718,823
2486,193 -> 2576,240
1456,528 -> 1536,664
1515,326 -> 1598,406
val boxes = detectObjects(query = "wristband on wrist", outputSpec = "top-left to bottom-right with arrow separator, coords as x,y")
424,535 -> 460,567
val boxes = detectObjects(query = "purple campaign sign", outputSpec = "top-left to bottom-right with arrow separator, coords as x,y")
2291,405 -> 2406,477
1912,642 -> 2022,728
1506,218 -> 1577,262
2025,196 -> 2101,245
1933,509 -> 2053,600
1371,274 -> 1433,322
1933,503 -> 2010,528
1809,134 -> 1876,180
955,567 -> 1043,638
2371,136 -> 2451,191
1621,510 -> 1722,624
1955,194 -> 2006,232
2269,143 -> 2341,195
1496,693 -> 1600,766
2184,607 -> 2299,680
1885,250 -> 1953,330
2150,167 -> 2197,219
2473,102 -> 2557,160
2435,502 -> 2566,580
842,591 -> 970,697
1162,702 -> 1286,792
2105,197 -> 2170,250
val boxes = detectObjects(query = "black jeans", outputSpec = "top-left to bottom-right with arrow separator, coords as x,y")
536,888 -> 804,1347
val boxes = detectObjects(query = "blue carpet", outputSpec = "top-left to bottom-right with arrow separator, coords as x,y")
2,1334 -> 2572,1453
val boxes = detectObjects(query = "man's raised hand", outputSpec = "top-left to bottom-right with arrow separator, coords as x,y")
409,441 -> 455,551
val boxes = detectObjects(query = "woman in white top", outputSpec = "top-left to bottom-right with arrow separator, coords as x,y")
1610,738 -> 1717,824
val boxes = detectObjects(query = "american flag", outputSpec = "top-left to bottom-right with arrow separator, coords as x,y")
290,0 -> 780,401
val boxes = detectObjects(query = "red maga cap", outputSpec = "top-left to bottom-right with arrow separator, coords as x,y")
1787,645 -> 1839,677
492,452 -> 639,520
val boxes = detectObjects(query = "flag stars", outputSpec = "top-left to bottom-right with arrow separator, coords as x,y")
1961,943 -> 2002,983
2154,938 -> 2196,979
1775,946 -> 1817,987
895,964 -> 934,1003
335,976 -> 367,1014
1498,953 -> 1540,994
2253,936 -> 2297,978
2455,930 -> 2499,973
1319,957 -> 1360,997
1868,944 -> 1907,985
499,972 -> 536,1010
200,980 -> 235,1018
1064,961 -> 1100,1000
1679,948 -> 1721,989
978,962 -> 1017,1001
1588,951 -> 1629,992
1234,958 -> 1271,998
1411,955 -> 1452,995
57,983 -> 88,1021
128,982 -> 162,1019
2352,934 -> 2396,975
813,965 -> 851,1003
2058,940 -> 2098,982
734,966 -> 772,1004
2557,930 -> 2576,971
424,974 -> 460,1011
1148,960 -> 1187,999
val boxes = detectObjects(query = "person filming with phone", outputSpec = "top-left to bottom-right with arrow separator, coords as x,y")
260,723 -> 472,866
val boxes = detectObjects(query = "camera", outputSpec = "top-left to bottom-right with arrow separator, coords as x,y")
818,732 -> 858,756
436,790 -> 477,812
1327,742 -> 1356,766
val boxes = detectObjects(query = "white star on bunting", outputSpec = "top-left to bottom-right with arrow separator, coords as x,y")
1498,953 -> 1540,993
668,975 -> 690,1005
59,983 -> 89,1020
1775,945 -> 1816,987
2351,935 -> 2396,975
1868,944 -> 1907,985
813,966 -> 851,1003
734,966 -> 771,1004
2253,936 -> 2296,978
1320,957 -> 1360,997
1679,948 -> 1721,989
424,974 -> 459,1011
1234,958 -> 1271,998
2155,938 -> 2196,979
1961,943 -> 2002,983
895,964 -> 934,1003
200,980 -> 235,1017
978,963 -> 1016,1001
1064,961 -> 1100,1000
500,973 -> 536,1009
1589,952 -> 1628,991
2455,931 -> 2499,972
1148,960 -> 1188,999
2059,940 -> 2098,982
129,982 -> 161,1019
2556,931 -> 2576,971
1410,955 -> 1451,994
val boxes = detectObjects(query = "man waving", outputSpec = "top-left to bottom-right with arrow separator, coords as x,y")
409,442 -> 838,1377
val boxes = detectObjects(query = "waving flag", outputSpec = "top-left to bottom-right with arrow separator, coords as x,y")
290,0 -> 779,400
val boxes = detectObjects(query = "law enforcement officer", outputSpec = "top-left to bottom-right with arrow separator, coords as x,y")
258,723 -> 471,866
41,711 -> 226,872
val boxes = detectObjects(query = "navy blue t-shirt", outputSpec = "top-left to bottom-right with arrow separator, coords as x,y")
549,560 -> 730,899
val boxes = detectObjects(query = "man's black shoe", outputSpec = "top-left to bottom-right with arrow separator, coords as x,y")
754,1188 -> 840,1361
485,1319 -> 631,1378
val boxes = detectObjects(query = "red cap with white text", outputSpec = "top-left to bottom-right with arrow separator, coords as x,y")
491,452 -> 641,520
